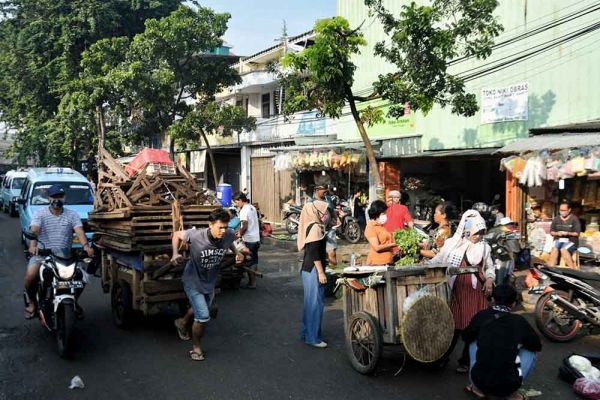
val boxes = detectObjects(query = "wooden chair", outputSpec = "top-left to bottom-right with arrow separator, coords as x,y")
559,251 -> 580,270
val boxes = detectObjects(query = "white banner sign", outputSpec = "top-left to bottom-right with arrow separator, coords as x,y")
481,82 -> 528,124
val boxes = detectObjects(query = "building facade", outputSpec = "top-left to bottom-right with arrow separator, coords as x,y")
337,0 -> 600,216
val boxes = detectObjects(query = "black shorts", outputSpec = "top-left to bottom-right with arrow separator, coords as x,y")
244,241 -> 260,266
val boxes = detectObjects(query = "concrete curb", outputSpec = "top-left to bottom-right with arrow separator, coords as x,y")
262,236 -> 298,252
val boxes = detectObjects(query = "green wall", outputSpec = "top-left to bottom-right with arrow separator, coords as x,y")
336,0 -> 600,151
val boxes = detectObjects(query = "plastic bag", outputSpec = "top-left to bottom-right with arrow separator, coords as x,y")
571,355 -> 594,373
573,378 -> 600,400
403,287 -> 431,314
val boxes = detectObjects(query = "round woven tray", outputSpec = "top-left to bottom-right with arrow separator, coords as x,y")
401,295 -> 454,363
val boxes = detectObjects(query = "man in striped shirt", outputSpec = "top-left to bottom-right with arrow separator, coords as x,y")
23,184 -> 93,319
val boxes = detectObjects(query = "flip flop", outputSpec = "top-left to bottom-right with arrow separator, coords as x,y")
189,350 -> 205,361
464,384 -> 486,399
24,308 -> 36,320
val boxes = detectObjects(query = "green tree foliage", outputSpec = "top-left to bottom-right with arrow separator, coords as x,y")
0,0 -> 180,166
365,0 -> 503,118
281,17 -> 385,187
115,4 -> 241,156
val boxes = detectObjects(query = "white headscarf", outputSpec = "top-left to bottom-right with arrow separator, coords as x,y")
435,210 -> 492,289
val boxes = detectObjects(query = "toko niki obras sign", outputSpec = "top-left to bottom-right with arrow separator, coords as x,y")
481,82 -> 529,124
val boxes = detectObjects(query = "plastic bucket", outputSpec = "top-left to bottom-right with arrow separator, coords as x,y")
217,183 -> 233,207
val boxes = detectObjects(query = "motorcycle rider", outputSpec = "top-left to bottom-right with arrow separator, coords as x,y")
24,184 -> 94,319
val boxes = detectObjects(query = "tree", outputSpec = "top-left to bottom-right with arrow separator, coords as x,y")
0,0 -> 181,166
365,0 -> 503,118
280,17 -> 385,188
169,102 -> 256,188
113,4 -> 241,157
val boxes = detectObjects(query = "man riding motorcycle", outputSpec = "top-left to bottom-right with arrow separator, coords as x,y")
24,184 -> 94,319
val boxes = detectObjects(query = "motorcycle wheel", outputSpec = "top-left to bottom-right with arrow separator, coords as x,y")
285,213 -> 299,234
344,220 -> 361,244
56,303 -> 75,358
535,290 -> 581,342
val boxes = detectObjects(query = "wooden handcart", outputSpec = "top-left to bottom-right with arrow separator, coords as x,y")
340,264 -> 456,374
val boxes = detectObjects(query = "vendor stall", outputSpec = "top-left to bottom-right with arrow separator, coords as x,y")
273,146 -> 369,204
498,132 -> 600,265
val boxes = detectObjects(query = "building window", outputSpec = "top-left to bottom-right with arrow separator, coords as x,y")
261,93 -> 270,118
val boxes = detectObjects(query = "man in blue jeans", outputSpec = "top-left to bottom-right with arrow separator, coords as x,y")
462,285 -> 542,400
171,208 -> 243,361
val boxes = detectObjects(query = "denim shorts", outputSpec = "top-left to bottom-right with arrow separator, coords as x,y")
554,239 -> 575,253
27,255 -> 45,269
244,241 -> 260,266
325,230 -> 337,252
183,286 -> 214,323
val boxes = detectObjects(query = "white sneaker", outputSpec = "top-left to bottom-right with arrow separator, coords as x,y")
310,341 -> 328,348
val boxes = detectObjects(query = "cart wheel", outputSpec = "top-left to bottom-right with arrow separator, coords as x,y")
346,311 -> 382,375
111,280 -> 134,329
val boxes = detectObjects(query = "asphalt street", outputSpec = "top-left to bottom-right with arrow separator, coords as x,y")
0,211 -> 597,400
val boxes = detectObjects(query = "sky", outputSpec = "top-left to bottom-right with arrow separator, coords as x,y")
199,0 -> 337,56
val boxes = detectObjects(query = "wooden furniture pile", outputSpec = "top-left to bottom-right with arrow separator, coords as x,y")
89,148 -> 220,253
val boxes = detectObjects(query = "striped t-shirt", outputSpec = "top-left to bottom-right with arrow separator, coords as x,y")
31,207 -> 82,250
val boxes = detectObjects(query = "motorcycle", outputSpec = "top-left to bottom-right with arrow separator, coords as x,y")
472,193 -> 501,229
282,202 -> 302,234
484,226 -> 523,286
530,249 -> 600,342
335,200 -> 361,244
23,230 -> 97,358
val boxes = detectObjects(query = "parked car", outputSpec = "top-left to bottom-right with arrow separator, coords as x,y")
1,169 -> 28,217
17,168 -> 95,250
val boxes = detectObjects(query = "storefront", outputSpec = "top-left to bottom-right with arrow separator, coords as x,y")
498,132 -> 600,264
378,147 -> 505,222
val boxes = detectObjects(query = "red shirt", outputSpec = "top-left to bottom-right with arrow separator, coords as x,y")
384,203 -> 413,233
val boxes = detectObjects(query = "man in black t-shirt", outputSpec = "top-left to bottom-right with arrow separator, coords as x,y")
462,285 -> 541,400
549,201 -> 581,268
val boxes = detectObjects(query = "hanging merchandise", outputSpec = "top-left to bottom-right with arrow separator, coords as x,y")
571,156 -> 587,176
512,157 -> 527,179
519,156 -> 547,187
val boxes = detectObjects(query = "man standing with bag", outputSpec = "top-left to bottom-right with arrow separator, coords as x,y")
233,192 -> 261,289
171,208 -> 243,361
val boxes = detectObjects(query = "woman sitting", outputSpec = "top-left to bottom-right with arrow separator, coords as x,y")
364,200 -> 397,266
430,210 -> 495,373
420,201 -> 457,259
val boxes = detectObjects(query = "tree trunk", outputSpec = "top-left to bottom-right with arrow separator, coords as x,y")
199,128 -> 219,190
96,104 -> 105,153
345,85 -> 383,192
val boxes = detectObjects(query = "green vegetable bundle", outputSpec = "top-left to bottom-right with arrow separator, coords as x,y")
393,228 -> 422,266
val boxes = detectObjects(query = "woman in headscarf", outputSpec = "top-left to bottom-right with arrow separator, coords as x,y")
364,200 -> 397,265
297,199 -> 330,348
430,210 -> 495,373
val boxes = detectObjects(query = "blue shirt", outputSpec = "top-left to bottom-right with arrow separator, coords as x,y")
31,207 -> 82,250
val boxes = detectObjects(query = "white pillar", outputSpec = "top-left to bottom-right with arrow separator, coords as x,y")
240,145 -> 251,196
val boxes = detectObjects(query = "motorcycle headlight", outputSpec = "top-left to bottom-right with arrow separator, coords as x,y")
57,263 -> 76,280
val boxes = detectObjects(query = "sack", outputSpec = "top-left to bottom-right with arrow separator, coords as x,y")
573,378 -> 600,400
559,353 -> 600,384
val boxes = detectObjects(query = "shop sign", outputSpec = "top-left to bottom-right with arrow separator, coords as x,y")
481,82 -> 529,124
355,99 -> 416,138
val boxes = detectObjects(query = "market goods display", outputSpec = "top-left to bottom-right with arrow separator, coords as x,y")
393,228 -> 422,266
273,150 -> 365,172
89,147 -> 220,253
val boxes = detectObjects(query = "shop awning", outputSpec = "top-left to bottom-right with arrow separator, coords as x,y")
496,132 -> 600,154
396,147 -> 499,159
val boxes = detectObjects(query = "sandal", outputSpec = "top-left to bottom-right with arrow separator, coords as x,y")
174,319 -> 191,341
24,308 -> 36,320
189,350 -> 205,361
464,384 -> 486,399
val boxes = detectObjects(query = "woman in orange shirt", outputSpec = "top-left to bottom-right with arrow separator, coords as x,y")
364,200 -> 396,265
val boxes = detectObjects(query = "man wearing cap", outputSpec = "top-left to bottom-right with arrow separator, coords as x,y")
384,190 -> 414,233
23,184 -> 94,319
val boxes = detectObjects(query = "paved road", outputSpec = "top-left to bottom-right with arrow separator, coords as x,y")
0,211 -> 596,399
